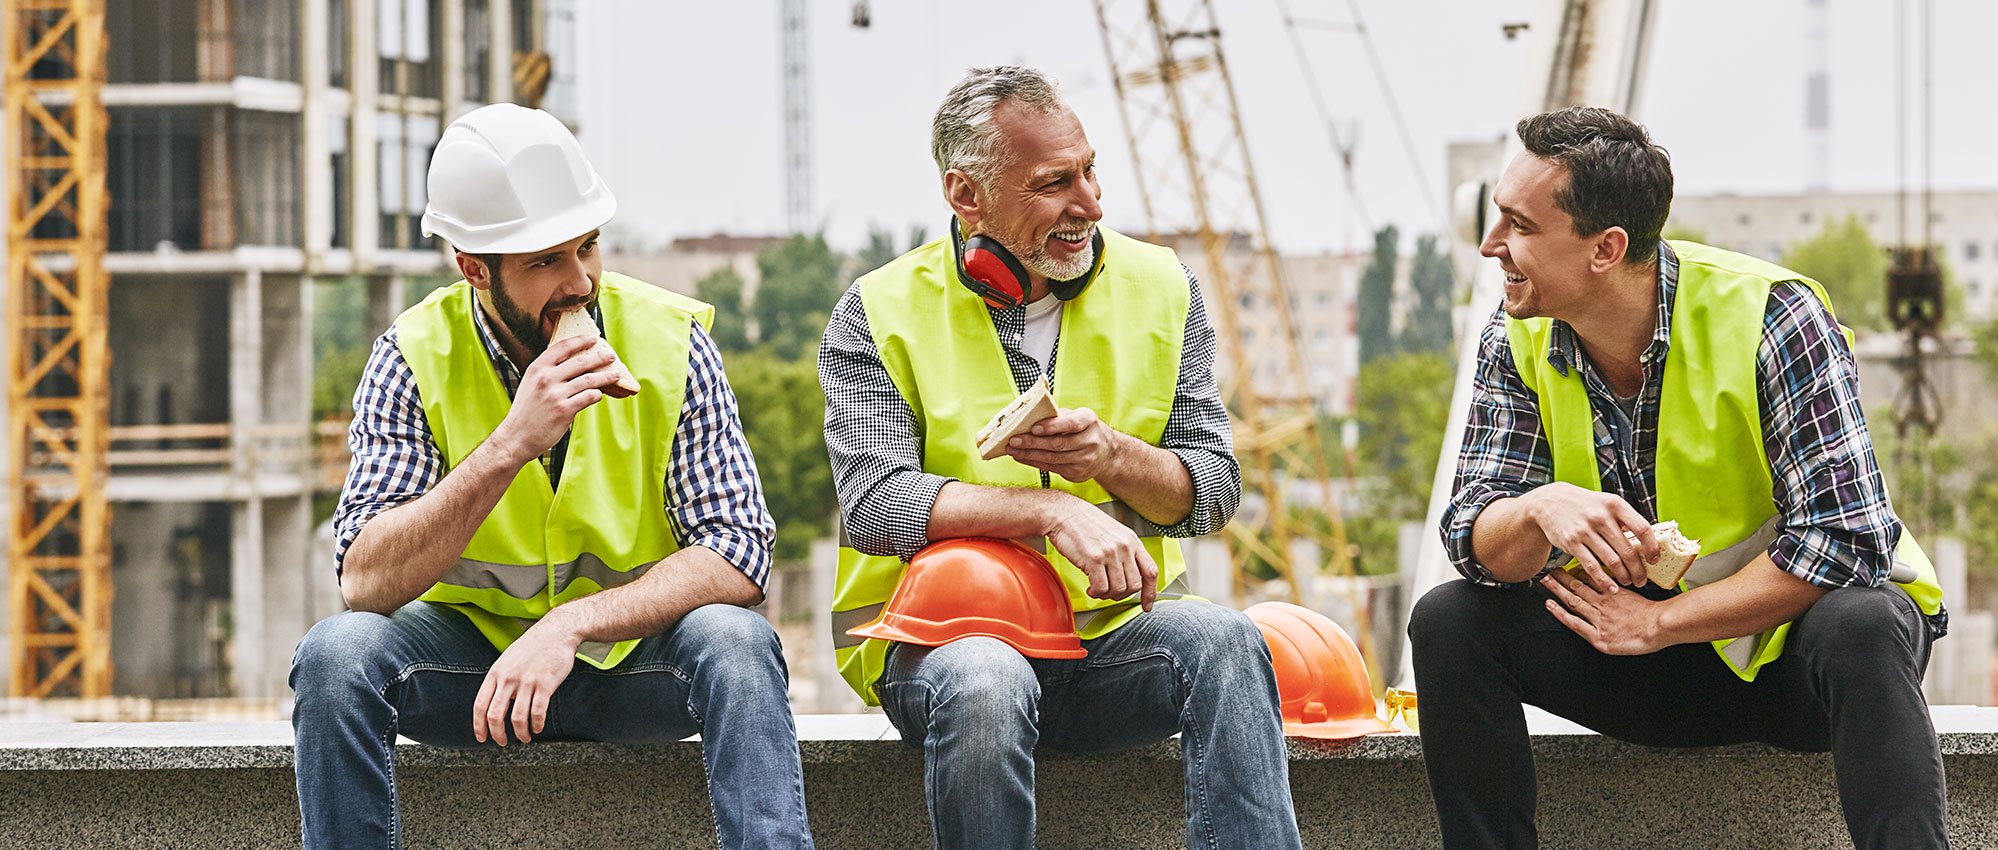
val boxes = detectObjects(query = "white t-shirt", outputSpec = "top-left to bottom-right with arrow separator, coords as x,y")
1022,294 -> 1063,374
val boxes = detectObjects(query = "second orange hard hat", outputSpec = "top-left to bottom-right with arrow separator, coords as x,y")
1247,601 -> 1392,740
846,537 -> 1087,659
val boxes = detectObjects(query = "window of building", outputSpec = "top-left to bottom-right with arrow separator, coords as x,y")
1738,213 -> 1752,226
108,108 -> 203,251
109,0 -> 200,82
1967,241 -> 1981,262
330,116 -> 351,250
1800,211 -> 1813,225
1315,292 -> 1331,310
464,0 -> 491,103
378,113 -> 440,250
378,0 -> 443,98
235,0 -> 299,82
236,111 -> 302,246
329,0 -> 349,89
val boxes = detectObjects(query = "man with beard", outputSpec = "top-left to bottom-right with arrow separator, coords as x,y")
289,104 -> 813,850
819,66 -> 1301,849
1409,106 -> 1947,849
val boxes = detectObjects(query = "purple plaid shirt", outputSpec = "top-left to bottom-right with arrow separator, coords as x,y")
1442,243 -> 1945,636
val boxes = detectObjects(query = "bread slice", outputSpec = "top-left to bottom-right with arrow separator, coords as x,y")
975,374 -> 1058,460
1623,520 -> 1701,587
550,308 -> 640,398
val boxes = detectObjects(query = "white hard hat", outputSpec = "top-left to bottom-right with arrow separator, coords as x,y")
421,103 -> 616,255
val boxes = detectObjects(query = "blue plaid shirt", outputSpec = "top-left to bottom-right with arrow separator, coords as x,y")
333,293 -> 775,589
1443,243 -> 1945,636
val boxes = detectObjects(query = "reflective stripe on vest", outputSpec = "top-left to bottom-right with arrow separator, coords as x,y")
395,273 -> 714,669
831,226 -> 1195,705
1505,240 -> 1944,682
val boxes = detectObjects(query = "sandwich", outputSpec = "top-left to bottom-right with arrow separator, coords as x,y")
1624,521 -> 1700,587
550,308 -> 641,398
975,374 -> 1058,460
1562,520 -> 1701,587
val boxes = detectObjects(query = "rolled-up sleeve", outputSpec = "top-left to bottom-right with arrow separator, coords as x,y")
667,324 -> 776,589
818,287 -> 954,559
1156,265 -> 1241,537
334,328 -> 443,574
1757,283 -> 1898,590
1440,308 -> 1559,584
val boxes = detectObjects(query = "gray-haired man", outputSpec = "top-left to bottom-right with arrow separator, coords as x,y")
819,65 -> 1302,850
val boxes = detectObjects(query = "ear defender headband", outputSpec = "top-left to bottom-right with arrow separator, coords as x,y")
951,219 -> 1106,309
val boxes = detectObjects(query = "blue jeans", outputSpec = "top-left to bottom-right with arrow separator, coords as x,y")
876,599 -> 1303,850
290,601 -> 813,850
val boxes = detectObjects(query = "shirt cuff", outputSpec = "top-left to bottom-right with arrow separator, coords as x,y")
687,525 -> 774,591
1159,447 -> 1237,538
847,470 -> 955,560
1767,524 -> 1889,590
1442,481 -> 1536,585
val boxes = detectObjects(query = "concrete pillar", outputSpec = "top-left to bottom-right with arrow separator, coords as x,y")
809,536 -> 863,713
229,270 -> 269,698
300,0 -> 333,261
1186,537 -> 1235,609
349,0 -> 380,266
440,0 -> 465,116
261,495 -> 310,691
489,0 -> 513,103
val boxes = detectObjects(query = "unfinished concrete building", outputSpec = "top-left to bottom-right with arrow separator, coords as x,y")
3,0 -> 579,702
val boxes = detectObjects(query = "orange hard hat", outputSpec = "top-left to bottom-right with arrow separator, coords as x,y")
846,538 -> 1087,659
1246,601 -> 1392,739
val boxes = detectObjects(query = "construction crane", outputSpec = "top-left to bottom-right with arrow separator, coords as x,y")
780,0 -> 814,234
1092,1 -> 1365,659
4,0 -> 112,697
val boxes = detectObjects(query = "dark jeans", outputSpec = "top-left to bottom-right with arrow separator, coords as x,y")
1408,579 -> 1947,850
290,601 -> 813,850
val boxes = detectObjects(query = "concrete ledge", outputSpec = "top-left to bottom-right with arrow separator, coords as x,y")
3,708 -> 1996,848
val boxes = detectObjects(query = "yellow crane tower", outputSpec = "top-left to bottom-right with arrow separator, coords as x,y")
1093,0 -> 1368,663
4,0 -> 111,697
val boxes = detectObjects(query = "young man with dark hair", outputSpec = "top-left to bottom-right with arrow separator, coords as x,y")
1409,105 -> 1950,849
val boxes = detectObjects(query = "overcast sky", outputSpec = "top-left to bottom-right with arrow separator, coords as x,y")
572,0 -> 1998,257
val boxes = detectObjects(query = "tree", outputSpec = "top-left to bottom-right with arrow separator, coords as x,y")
754,234 -> 845,360
1339,350 -> 1457,577
695,265 -> 752,353
1398,234 -> 1455,356
313,277 -> 373,421
1357,224 -> 1398,368
856,224 -> 932,277
723,347 -> 836,561
1781,214 -> 1889,331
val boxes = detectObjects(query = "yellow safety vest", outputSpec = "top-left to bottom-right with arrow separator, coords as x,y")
830,226 -> 1196,704
1506,241 -> 1944,681
395,273 -> 714,669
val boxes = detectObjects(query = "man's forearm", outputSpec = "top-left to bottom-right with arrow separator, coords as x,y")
1469,494 -> 1557,583
928,481 -> 1082,541
1093,432 -> 1195,528
340,437 -> 529,614
538,545 -> 763,645
1655,553 -> 1826,646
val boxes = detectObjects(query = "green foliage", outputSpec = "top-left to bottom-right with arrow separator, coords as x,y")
724,346 -> 836,562
754,234 -> 846,360
1974,317 -> 1998,384
855,224 -> 932,277
1781,214 -> 1889,332
1870,407 -> 1998,576
1398,234 -> 1455,356
695,265 -> 752,353
1357,224 -> 1398,368
313,277 -> 372,421
1354,351 -> 1456,522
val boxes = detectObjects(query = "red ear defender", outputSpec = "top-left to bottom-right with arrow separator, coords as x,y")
962,240 -> 1029,308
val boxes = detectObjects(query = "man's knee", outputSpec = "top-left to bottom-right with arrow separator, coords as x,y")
918,638 -> 1040,727
1408,580 -> 1509,658
677,605 -> 788,689
1147,601 -> 1272,682
290,611 -> 399,694
1793,585 -> 1926,670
